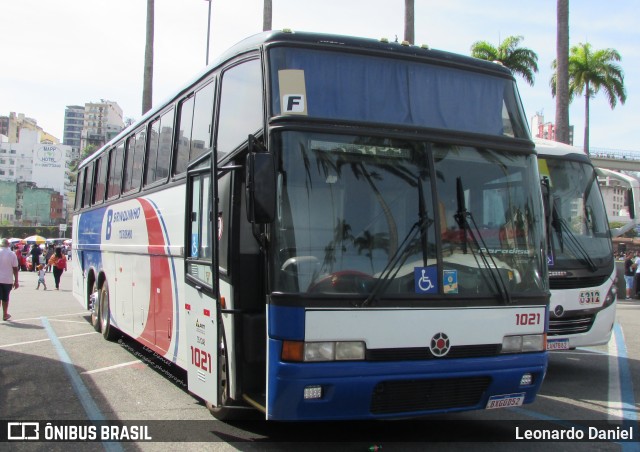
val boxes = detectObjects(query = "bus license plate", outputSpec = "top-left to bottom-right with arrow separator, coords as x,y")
547,339 -> 570,350
486,393 -> 525,409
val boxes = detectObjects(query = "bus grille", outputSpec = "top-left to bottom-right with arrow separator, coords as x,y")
370,376 -> 491,414
366,344 -> 501,361
549,275 -> 609,290
548,314 -> 595,336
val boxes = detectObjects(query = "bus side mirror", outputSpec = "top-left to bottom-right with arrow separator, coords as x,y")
246,152 -> 276,224
627,188 -> 635,219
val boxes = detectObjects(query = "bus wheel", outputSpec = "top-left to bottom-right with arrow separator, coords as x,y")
99,280 -> 117,341
90,281 -> 101,333
206,332 -> 236,420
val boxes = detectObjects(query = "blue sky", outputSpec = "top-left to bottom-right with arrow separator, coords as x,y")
2,0 -> 638,150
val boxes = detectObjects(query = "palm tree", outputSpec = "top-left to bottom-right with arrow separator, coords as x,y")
404,0 -> 414,44
263,0 -> 272,31
551,42 -> 626,154
142,0 -> 154,114
470,35 -> 539,86
554,0 -> 570,144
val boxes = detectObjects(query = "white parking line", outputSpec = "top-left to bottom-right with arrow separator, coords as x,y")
7,312 -> 88,323
82,360 -> 142,375
608,326 -> 623,420
0,331 -> 98,348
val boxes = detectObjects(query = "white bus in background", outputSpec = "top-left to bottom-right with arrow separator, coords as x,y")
595,167 -> 640,238
536,138 -> 617,350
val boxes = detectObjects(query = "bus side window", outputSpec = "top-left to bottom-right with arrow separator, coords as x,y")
216,59 -> 263,158
75,167 -> 85,210
82,164 -> 94,208
156,108 -> 174,180
107,143 -> 124,199
190,82 -> 215,163
174,96 -> 194,176
123,135 -> 136,193
93,154 -> 108,204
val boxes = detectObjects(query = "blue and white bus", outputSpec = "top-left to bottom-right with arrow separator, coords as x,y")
73,31 -> 549,421
536,139 -> 617,350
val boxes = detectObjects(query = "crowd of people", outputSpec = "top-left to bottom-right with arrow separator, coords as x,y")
0,239 -> 70,321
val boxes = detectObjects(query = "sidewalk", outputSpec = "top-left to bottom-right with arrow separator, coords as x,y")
1,266 -> 82,324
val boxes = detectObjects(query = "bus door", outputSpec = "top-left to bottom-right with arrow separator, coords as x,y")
184,160 -> 220,406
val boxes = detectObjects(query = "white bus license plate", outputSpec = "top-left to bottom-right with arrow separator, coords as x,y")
547,339 -> 570,350
486,393 -> 525,409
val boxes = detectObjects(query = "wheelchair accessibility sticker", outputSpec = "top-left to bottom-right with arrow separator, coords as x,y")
443,270 -> 458,294
414,267 -> 438,294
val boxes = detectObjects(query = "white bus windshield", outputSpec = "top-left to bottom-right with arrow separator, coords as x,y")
539,157 -> 613,271
272,131 -> 547,300
269,47 -> 529,138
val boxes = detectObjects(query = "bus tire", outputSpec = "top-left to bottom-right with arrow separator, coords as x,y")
90,280 -> 101,333
99,280 -> 117,341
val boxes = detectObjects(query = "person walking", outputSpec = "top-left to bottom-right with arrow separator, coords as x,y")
36,264 -> 47,290
30,244 -> 42,272
624,251 -> 635,300
634,252 -> 640,299
0,238 -> 19,320
48,247 -> 67,290
44,245 -> 55,272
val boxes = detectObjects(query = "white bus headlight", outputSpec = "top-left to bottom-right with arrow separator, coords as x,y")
304,342 -> 335,361
335,341 -> 365,360
502,334 -> 545,353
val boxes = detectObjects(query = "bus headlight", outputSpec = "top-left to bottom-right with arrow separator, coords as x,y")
603,282 -> 617,308
282,340 -> 366,362
501,334 -> 545,353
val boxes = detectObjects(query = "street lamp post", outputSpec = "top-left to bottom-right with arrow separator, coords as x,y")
205,0 -> 212,66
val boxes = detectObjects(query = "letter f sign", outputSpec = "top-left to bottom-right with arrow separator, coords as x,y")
283,94 -> 305,113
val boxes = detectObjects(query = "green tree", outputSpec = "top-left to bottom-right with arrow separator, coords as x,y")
551,42 -> 627,155
68,144 -> 97,184
470,35 -> 539,86
555,0 -> 570,144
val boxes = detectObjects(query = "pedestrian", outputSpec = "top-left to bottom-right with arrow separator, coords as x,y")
36,264 -> 47,290
30,244 -> 42,272
0,238 -> 19,321
48,247 -> 67,290
634,252 -> 640,298
44,245 -> 54,272
624,251 -> 635,300
13,246 -> 25,271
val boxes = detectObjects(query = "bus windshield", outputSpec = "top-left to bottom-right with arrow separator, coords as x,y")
539,157 -> 613,272
269,47 -> 529,138
272,131 -> 547,300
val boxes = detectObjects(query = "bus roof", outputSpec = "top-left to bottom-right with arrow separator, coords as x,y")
534,138 -> 589,160
80,30 -> 517,168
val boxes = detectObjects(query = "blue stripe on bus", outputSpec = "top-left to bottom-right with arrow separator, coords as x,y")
268,305 -> 305,340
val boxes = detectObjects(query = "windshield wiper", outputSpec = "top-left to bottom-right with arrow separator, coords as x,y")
454,177 -> 512,304
550,199 -> 598,272
359,177 -> 432,307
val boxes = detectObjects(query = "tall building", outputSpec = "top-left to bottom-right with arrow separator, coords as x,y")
63,105 -> 85,160
80,100 -> 124,151
0,112 -> 58,144
530,112 -> 574,145
0,129 -> 71,225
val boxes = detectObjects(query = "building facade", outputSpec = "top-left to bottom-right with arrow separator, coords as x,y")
80,100 -> 124,150
531,112 -> 574,145
63,105 -> 85,160
0,129 -> 70,226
